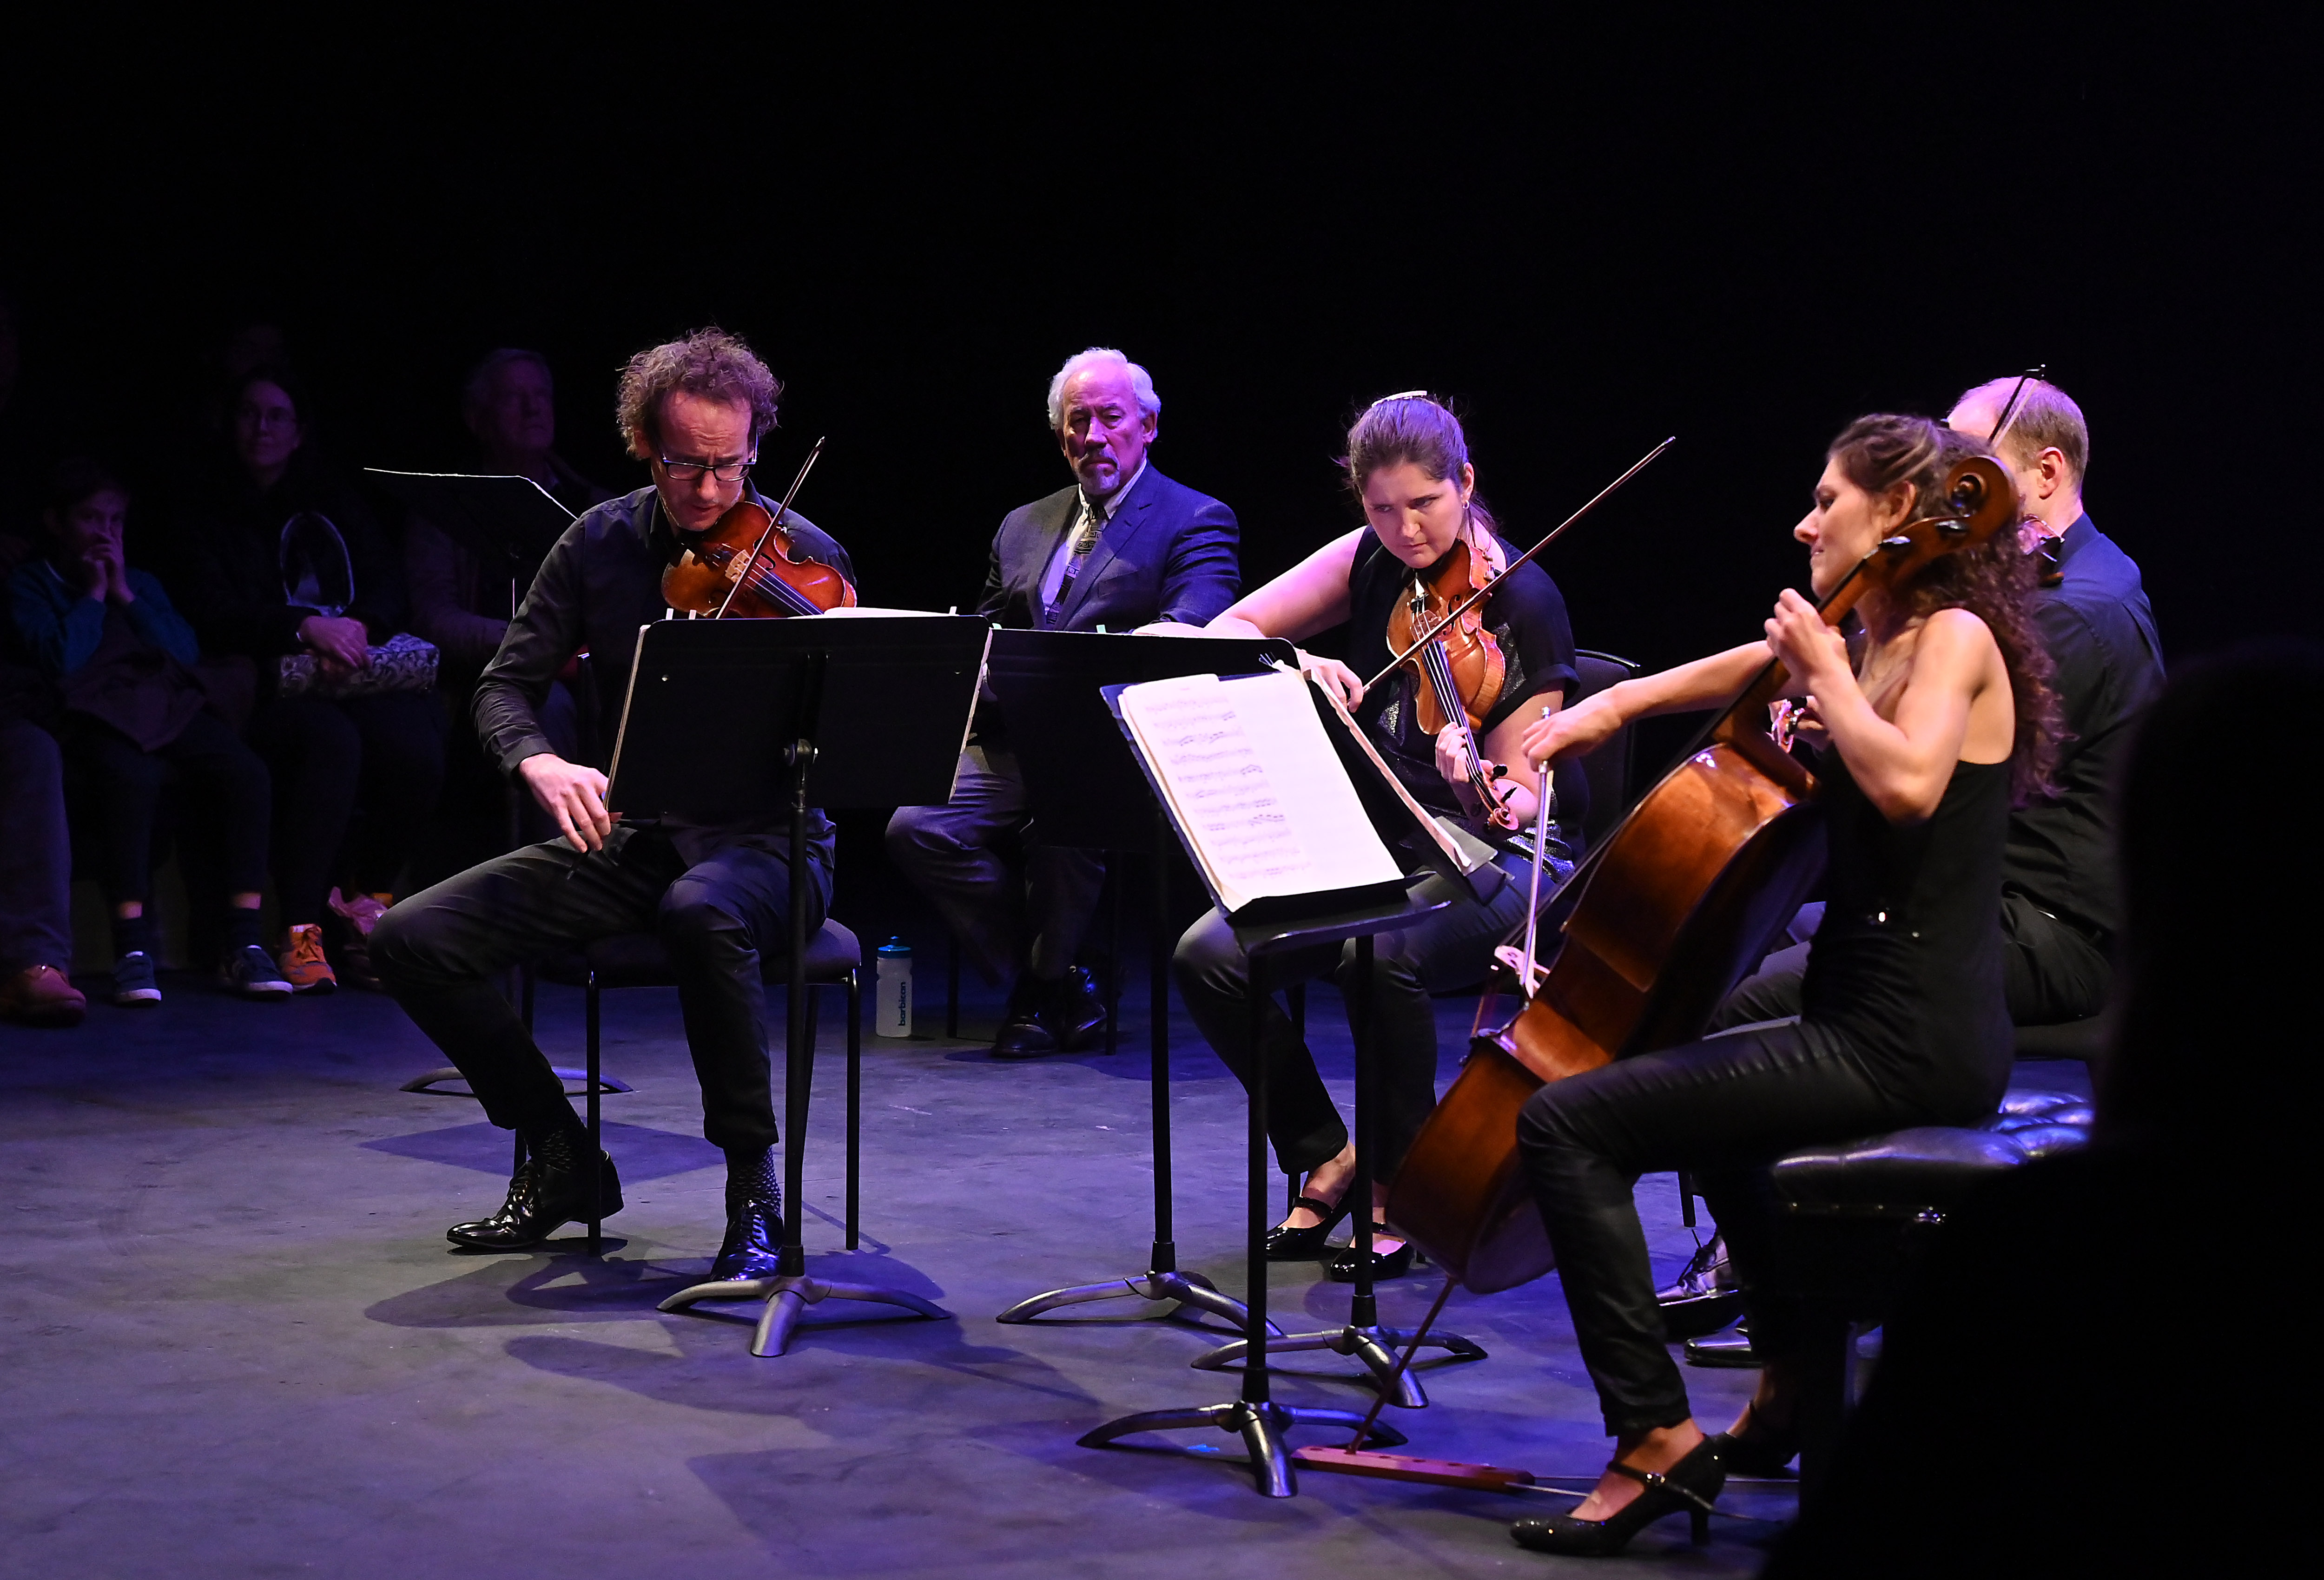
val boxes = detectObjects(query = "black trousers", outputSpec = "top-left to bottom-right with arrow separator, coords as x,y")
370,823 -> 829,1151
1717,895 -> 2110,1031
252,692 -> 446,926
885,743 -> 1105,986
59,711 -> 271,908
1172,853 -> 1538,1180
0,719 -> 72,973
1516,1020 -> 1988,1435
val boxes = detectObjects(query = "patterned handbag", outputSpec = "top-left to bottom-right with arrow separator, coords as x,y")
278,632 -> 440,698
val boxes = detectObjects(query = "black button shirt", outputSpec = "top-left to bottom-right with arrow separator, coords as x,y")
474,484 -> 858,867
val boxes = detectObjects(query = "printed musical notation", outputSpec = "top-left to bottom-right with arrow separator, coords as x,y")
1118,672 -> 1402,914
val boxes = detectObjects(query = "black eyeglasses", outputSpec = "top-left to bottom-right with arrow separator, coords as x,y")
658,455 -> 754,483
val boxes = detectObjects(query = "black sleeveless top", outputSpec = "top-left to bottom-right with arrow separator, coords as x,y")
1799,753 -> 2015,1117
1342,532 -> 1587,838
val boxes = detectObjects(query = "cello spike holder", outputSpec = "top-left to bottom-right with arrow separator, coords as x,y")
997,810 -> 1271,1336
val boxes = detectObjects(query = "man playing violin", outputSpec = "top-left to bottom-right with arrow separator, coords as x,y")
373,329 -> 856,1280
887,347 -> 1240,1058
1176,393 -> 1585,1282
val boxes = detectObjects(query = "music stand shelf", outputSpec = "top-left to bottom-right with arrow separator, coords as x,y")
609,613 -> 988,1356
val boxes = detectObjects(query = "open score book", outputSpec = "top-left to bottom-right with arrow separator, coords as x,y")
1113,668 -> 1485,922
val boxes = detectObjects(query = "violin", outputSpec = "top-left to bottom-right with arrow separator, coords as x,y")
1385,531 -> 1516,831
1389,452 -> 2017,1293
660,438 -> 856,618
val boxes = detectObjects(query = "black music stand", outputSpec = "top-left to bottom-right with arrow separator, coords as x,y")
1075,672 -> 1476,1495
986,632 -> 1296,1335
613,612 -> 990,1356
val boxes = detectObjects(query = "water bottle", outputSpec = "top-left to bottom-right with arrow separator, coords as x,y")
874,938 -> 913,1038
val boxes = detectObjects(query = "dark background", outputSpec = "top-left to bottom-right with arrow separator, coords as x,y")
4,15 -> 2313,931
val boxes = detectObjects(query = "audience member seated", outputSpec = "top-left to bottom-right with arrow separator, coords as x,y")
406,349 -> 607,878
175,368 -> 445,994
1763,639 -> 2317,1577
7,462 -> 287,1005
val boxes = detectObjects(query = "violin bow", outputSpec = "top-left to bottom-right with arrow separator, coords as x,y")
1984,364 -> 2047,447
713,436 -> 828,619
1360,436 -> 1676,691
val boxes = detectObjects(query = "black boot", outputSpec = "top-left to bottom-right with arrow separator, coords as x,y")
991,974 -> 1058,1059
710,1146 -> 785,1282
447,1125 -> 623,1249
1045,966 -> 1109,1051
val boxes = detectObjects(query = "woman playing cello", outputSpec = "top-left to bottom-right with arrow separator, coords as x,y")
1177,394 -> 1588,1279
1503,415 -> 2057,1555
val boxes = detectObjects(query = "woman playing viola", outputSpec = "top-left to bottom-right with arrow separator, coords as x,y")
1502,415 -> 2058,1556
1177,394 -> 1587,1279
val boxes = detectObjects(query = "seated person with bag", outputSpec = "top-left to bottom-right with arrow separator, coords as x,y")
176,368 -> 446,993
6,461 -> 286,1004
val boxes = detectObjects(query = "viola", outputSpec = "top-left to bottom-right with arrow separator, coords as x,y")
659,438 -> 856,618
1384,533 -> 1516,831
1388,452 -> 2017,1293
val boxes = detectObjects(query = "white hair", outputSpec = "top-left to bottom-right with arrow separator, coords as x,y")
1044,347 -> 1160,431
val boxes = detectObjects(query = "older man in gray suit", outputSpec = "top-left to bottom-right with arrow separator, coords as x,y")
889,347 -> 1239,1056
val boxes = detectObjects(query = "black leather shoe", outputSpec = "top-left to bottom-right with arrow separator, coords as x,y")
1684,1325 -> 1760,1368
709,1186 -> 785,1282
447,1132 -> 622,1249
1265,1194 -> 1352,1260
991,976 -> 1059,1058
1657,1231 -> 1746,1340
1510,1436 -> 1724,1555
1710,1420 -> 1799,1476
1045,966 -> 1109,1051
1326,1234 -> 1418,1282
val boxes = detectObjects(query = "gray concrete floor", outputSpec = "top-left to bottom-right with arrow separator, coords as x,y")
0,967 -> 2094,1579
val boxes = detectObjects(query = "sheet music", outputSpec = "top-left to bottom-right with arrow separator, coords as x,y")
1118,672 -> 1400,915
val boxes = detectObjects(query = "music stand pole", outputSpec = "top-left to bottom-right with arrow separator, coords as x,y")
995,806 -> 1263,1333
1187,926 -> 1486,1399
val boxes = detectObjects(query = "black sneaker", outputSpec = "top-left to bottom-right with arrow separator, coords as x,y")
219,943 -> 295,1000
112,951 -> 162,1008
1044,966 -> 1109,1051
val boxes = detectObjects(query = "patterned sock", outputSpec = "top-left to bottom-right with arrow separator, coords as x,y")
726,1145 -> 782,1211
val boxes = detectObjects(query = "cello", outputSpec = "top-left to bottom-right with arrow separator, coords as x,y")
1387,450 -> 2017,1292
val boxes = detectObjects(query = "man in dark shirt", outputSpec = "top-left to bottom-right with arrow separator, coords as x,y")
373,330 -> 852,1280
1946,375 -> 2162,1023
886,348 -> 1239,1057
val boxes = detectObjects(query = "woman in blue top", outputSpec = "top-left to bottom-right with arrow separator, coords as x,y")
7,461 -> 286,1005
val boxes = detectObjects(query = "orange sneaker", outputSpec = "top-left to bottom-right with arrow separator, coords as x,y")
326,888 -> 391,992
280,923 -> 337,994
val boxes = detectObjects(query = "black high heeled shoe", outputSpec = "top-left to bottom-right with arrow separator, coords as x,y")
1509,1435 -> 1725,1556
1710,1403 -> 1800,1475
1325,1229 -> 1417,1282
1264,1194 -> 1352,1260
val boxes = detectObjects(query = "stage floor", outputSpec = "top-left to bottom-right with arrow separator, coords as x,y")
0,963 -> 2092,1579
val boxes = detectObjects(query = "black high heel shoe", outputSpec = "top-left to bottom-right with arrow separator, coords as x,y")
1710,1403 -> 1800,1475
1509,1436 -> 1725,1556
1325,1225 -> 1417,1281
1264,1194 -> 1352,1260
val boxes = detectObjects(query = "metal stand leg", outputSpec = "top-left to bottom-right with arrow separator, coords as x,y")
1194,936 -> 1485,1401
946,934 -> 961,1040
1078,948 -> 1404,1494
585,970 -> 603,1257
1103,862 -> 1123,1057
999,817 -> 1266,1334
661,737 -> 946,1356
845,970 -> 861,1251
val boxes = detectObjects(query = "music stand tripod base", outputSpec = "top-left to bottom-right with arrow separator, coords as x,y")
659,1273 -> 946,1358
996,1268 -> 1278,1335
1189,1322 -> 1487,1409
1077,1402 -> 1408,1500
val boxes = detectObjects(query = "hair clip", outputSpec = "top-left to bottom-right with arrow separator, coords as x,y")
1366,388 -> 1437,411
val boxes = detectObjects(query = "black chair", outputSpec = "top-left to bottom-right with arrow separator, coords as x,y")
1755,1089 -> 2095,1497
535,919 -> 867,1255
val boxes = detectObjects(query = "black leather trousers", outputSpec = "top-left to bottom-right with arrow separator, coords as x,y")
1517,1019 -> 1948,1435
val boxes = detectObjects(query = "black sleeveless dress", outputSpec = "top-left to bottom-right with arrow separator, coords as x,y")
1800,752 -> 2016,1118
